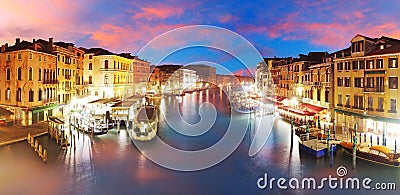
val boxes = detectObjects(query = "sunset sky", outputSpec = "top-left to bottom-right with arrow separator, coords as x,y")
1,0 -> 400,74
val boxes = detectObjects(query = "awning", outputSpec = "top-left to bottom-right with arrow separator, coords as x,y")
31,104 -> 58,114
279,106 -> 315,116
299,103 -> 325,114
0,107 -> 13,116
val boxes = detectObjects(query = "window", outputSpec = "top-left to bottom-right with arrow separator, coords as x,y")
17,67 -> 22,80
28,67 -> 33,81
338,94 -> 343,106
38,88 -> 42,101
325,90 -> 329,103
6,67 -> 10,80
376,59 -> 383,69
104,75 -> 108,84
344,62 -> 351,70
337,62 -> 343,71
359,60 -> 365,69
114,61 -> 116,69
17,53 -> 22,60
352,41 -> 364,52
337,77 -> 343,86
390,99 -> 397,113
62,56 -> 64,62
389,58 -> 398,68
89,63 -> 92,70
29,52 -> 33,59
39,55 -> 42,61
352,61 -> 358,70
6,88 -> 10,100
44,55 -> 46,61
29,89 -> 34,102
366,77 -> 374,88
38,69 -> 42,81
6,54 -> 10,61
377,77 -> 384,92
345,95 -> 350,107
354,78 -> 363,88
368,97 -> 373,110
89,76 -> 92,84
16,88 -> 22,102
389,77 -> 398,89
353,96 -> 363,109
344,77 -> 351,87
366,60 -> 374,69
89,55 -> 93,59
377,97 -> 384,112
105,60 -> 109,69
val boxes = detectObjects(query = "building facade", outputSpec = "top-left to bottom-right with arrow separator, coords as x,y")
0,38 -> 58,126
185,64 -> 216,84
82,48 -> 135,99
334,35 -> 400,139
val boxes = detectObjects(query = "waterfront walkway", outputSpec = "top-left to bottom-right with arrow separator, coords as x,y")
0,122 -> 48,147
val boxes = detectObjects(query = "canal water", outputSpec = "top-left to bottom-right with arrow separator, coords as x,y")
0,89 -> 399,195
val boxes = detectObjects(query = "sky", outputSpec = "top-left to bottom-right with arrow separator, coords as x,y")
1,0 -> 400,74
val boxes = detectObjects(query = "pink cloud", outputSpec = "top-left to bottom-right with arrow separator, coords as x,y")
133,4 -> 184,20
218,14 -> 239,23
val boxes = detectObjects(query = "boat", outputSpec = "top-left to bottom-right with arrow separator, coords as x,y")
298,134 -> 337,158
295,125 -> 319,137
340,141 -> 400,167
129,105 -> 158,141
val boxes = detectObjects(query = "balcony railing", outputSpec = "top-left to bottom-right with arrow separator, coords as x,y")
322,82 -> 331,87
43,80 -> 58,84
313,81 -> 321,86
43,98 -> 57,103
364,86 -> 384,92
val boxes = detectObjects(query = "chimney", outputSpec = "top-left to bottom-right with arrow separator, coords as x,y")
15,38 -> 20,45
33,39 -> 35,43
1,45 -> 4,53
49,37 -> 53,52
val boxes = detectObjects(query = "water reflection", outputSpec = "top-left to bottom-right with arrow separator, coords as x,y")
0,89 -> 399,194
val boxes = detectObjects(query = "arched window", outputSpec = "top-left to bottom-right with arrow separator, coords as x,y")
29,89 -> 34,102
38,69 -> 42,81
117,75 -> 120,84
16,88 -> 22,102
114,75 -> 117,83
5,88 -> 10,100
38,88 -> 42,101
89,63 -> 93,70
114,61 -> 116,69
104,60 -> 109,69
29,67 -> 33,80
17,67 -> 22,80
89,75 -> 92,84
6,67 -> 11,80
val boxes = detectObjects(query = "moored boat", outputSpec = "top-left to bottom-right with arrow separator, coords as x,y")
340,141 -> 400,167
129,105 -> 158,141
298,134 -> 337,158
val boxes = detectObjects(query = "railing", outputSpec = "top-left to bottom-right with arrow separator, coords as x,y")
43,80 -> 58,84
364,86 -> 384,92
313,81 -> 321,86
322,82 -> 331,87
43,98 -> 57,103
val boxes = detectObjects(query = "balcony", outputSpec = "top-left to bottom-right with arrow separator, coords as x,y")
43,80 -> 58,84
363,86 -> 384,93
303,81 -> 312,85
388,110 -> 397,114
43,98 -> 57,103
322,82 -> 331,87
313,81 -> 321,86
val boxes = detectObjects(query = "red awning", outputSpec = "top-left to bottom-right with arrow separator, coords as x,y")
278,106 -> 315,116
299,103 -> 326,114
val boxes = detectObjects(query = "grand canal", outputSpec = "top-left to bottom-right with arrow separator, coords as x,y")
0,89 -> 399,194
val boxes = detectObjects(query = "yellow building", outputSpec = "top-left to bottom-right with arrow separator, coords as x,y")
334,34 -> 400,139
49,41 -> 83,104
0,38 -> 58,126
82,48 -> 135,99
